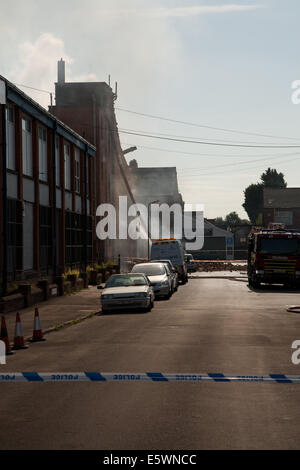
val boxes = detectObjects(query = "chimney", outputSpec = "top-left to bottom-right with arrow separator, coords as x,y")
129,159 -> 138,169
57,58 -> 65,84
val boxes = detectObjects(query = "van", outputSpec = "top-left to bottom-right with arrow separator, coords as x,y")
184,253 -> 197,273
150,238 -> 188,284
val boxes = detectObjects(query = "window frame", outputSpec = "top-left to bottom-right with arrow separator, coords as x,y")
74,148 -> 80,194
64,142 -> 71,190
21,115 -> 33,177
38,125 -> 48,182
6,105 -> 15,171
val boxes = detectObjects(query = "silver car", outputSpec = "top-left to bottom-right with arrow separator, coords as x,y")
99,274 -> 154,314
150,259 -> 179,292
131,262 -> 173,299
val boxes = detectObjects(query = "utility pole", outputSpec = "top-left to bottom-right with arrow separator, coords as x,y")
148,200 -> 160,260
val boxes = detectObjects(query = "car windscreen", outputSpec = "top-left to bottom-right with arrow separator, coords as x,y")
152,260 -> 173,269
259,238 -> 300,255
106,274 -> 147,287
132,264 -> 165,276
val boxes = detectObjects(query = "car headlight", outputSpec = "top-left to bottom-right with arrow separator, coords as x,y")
101,294 -> 113,300
135,292 -> 148,298
161,280 -> 169,286
255,270 -> 264,275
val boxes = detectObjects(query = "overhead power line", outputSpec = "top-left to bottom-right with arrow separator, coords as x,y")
12,82 -> 300,143
116,106 -> 300,142
176,152 -> 299,173
120,141 -> 296,158
178,156 -> 299,179
118,129 -> 300,149
14,83 -> 52,95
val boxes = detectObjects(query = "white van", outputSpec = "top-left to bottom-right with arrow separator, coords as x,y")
150,238 -> 188,284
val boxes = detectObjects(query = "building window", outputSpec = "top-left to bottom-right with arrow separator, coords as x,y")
64,143 -> 71,190
7,199 -> 23,274
22,117 -> 32,176
274,210 -> 293,225
74,148 -> 80,193
86,156 -> 89,197
38,127 -> 47,181
55,137 -> 60,186
6,106 -> 15,170
40,206 -> 52,268
65,211 -> 93,265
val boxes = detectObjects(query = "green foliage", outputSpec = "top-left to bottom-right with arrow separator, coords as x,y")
214,217 -> 225,227
242,168 -> 287,224
242,183 -> 263,224
86,261 -> 117,272
260,168 -> 287,188
214,214 -> 250,228
224,211 -> 242,226
62,268 -> 80,280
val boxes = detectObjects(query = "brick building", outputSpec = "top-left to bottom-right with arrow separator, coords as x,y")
52,59 -> 138,261
0,75 -> 96,292
263,188 -> 300,229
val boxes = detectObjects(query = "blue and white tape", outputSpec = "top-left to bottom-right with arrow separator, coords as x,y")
0,373 -> 300,383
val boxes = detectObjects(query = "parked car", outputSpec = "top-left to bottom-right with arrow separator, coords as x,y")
150,259 -> 179,291
150,238 -> 188,284
98,273 -> 154,314
131,262 -> 173,299
185,253 -> 197,273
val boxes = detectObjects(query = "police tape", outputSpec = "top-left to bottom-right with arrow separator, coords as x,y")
0,373 -> 300,383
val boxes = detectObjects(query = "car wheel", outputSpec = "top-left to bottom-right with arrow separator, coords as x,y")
101,308 -> 108,315
145,301 -> 153,313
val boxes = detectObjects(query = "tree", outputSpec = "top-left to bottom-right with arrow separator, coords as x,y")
242,168 -> 288,224
224,211 -> 242,226
260,168 -> 287,188
213,213 -> 250,228
242,183 -> 264,224
214,217 -> 225,227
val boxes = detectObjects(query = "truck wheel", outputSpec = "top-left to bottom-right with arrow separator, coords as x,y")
252,280 -> 261,288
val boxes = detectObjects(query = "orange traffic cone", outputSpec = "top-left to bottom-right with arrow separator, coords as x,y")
12,313 -> 28,350
30,307 -> 46,343
0,316 -> 14,355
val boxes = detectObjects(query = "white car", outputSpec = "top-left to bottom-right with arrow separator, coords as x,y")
99,273 -> 154,314
131,262 -> 173,299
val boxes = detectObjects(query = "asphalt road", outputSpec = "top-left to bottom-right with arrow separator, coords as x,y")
1,276 -> 300,450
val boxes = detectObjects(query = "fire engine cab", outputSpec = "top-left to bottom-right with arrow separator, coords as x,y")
247,223 -> 300,288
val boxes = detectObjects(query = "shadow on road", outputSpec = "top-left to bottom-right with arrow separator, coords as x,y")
247,284 -> 300,294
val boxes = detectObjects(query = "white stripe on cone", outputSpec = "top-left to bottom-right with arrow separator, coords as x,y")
15,321 -> 23,338
34,316 -> 41,331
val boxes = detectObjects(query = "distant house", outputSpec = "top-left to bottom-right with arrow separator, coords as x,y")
263,188 -> 300,229
183,213 -> 234,260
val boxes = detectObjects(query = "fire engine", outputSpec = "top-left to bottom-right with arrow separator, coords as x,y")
247,223 -> 300,288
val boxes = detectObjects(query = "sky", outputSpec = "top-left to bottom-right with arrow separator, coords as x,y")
1,0 -> 300,219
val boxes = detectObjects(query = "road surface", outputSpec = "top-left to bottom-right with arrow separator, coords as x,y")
1,276 -> 300,449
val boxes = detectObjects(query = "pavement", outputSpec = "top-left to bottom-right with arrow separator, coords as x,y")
1,277 -> 300,449
2,286 -> 100,347
190,270 -> 247,279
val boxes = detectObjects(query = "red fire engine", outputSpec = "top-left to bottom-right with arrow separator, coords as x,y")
247,223 -> 300,288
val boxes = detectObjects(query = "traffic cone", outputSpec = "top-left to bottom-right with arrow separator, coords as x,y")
0,315 -> 14,355
30,307 -> 46,342
12,312 -> 28,350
